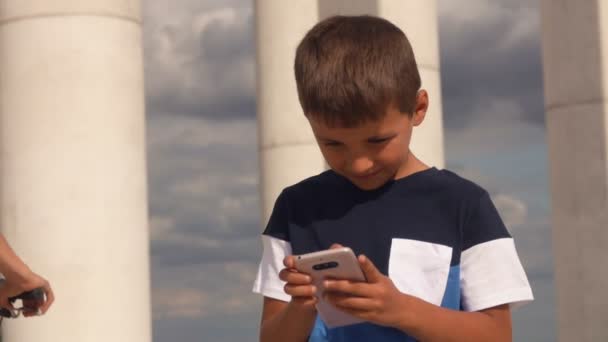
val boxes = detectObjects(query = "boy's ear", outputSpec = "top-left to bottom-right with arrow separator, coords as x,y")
412,89 -> 429,126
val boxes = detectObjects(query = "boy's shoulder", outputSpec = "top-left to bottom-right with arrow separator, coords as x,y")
433,168 -> 488,199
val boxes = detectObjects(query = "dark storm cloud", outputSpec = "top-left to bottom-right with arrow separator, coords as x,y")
143,1 -> 256,120
199,14 -> 255,63
146,117 -> 262,268
438,1 -> 545,130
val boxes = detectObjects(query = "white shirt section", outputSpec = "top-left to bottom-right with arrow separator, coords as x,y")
388,238 -> 453,306
252,235 -> 292,302
460,237 -> 534,311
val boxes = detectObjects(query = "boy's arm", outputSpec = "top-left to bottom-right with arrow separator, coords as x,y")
259,253 -> 321,342
397,296 -> 511,342
260,297 -> 317,342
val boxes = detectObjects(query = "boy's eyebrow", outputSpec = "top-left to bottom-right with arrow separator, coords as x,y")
314,134 -> 340,142
368,133 -> 397,139
367,133 -> 397,141
314,133 -> 397,143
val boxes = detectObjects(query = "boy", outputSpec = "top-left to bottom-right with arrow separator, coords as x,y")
253,15 -> 533,341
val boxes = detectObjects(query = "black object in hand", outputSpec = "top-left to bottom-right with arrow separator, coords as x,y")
0,288 -> 45,318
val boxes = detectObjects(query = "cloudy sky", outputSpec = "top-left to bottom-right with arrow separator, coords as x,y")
143,1 -> 554,341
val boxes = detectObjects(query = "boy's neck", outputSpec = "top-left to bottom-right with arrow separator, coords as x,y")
394,153 -> 430,180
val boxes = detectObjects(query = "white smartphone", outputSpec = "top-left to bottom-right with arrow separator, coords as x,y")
294,247 -> 367,328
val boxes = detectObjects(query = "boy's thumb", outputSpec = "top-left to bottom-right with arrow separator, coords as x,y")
359,254 -> 382,283
283,255 -> 295,268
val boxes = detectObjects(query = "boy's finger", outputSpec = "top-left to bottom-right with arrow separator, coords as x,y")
279,269 -> 312,284
283,255 -> 295,268
329,243 -> 344,249
325,293 -> 376,312
284,284 -> 317,298
323,279 -> 370,297
359,254 -> 383,283
278,268 -> 297,282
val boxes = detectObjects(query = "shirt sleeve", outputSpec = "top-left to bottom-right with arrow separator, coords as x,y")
460,190 -> 534,312
252,190 -> 292,302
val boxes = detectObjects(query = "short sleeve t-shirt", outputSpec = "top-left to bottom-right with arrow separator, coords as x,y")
253,167 -> 533,341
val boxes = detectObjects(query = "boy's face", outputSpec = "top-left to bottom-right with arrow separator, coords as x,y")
308,91 -> 428,191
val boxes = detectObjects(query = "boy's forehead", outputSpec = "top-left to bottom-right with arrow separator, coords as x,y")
308,111 -> 403,138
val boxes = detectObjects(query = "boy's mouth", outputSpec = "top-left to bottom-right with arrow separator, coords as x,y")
352,169 -> 382,180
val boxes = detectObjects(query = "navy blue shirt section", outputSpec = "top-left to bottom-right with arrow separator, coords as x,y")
263,168 -> 511,271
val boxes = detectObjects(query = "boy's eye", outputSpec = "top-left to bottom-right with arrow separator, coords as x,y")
324,141 -> 342,147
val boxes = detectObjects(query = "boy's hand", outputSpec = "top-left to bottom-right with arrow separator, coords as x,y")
322,254 -> 410,328
279,255 -> 317,312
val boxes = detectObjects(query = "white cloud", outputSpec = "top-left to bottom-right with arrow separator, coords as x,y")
499,9 -> 538,51
150,215 -> 176,240
147,115 -> 257,149
153,288 -> 209,319
492,193 -> 528,229
152,262 -> 260,320
439,0 -> 505,26
222,262 -> 258,285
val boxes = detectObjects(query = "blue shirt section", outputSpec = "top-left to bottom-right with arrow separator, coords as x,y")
309,319 -> 416,342
441,266 -> 461,309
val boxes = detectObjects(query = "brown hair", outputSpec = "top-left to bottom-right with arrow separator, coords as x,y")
294,15 -> 421,127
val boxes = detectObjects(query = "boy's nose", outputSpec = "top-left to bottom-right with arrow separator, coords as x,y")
348,157 -> 374,176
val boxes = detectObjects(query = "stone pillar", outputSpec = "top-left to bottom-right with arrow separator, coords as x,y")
255,0 -> 326,222
540,1 -> 608,340
0,1 -> 151,341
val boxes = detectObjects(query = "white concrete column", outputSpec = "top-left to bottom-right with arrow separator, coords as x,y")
0,1 -> 151,342
540,1 -> 608,341
256,0 -> 445,223
255,0 -> 326,222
